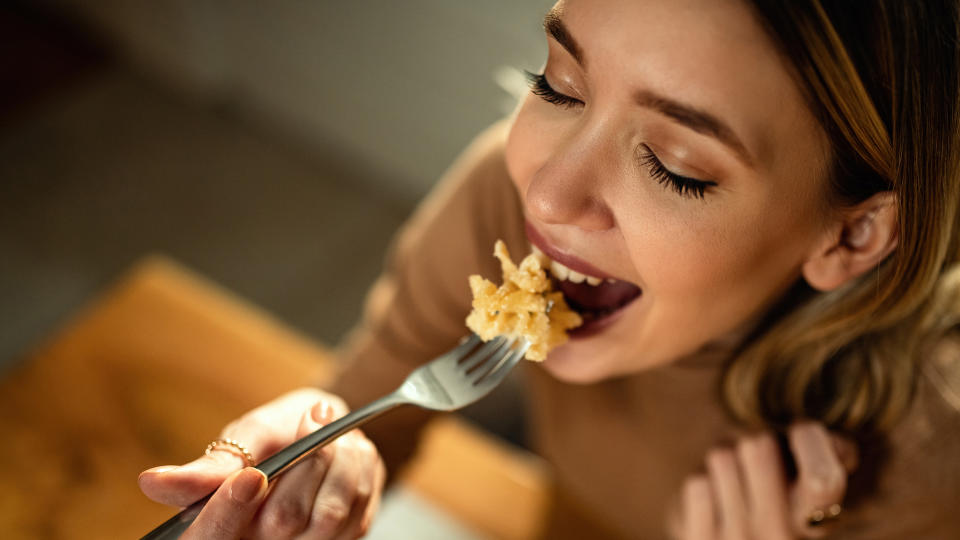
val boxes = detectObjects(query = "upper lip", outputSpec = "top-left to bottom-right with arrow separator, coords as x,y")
525,221 -> 621,281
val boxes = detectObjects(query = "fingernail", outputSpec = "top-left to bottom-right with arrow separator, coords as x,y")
312,401 -> 334,424
230,468 -> 266,503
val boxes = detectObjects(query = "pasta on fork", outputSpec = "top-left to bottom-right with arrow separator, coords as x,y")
466,240 -> 582,361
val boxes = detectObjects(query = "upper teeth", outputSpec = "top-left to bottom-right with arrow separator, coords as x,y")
532,245 -> 605,286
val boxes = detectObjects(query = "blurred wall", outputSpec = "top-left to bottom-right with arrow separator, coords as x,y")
44,0 -> 554,204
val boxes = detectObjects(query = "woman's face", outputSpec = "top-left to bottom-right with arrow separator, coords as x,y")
505,0 -> 832,382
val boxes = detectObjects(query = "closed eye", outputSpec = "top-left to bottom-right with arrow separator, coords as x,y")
636,145 -> 717,200
525,70 -> 715,201
525,71 -> 583,109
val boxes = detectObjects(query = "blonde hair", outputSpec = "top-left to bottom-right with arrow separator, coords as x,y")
724,1 -> 960,432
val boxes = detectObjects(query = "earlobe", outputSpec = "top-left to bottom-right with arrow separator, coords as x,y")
801,192 -> 898,292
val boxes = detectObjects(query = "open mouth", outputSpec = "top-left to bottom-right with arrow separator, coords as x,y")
531,245 -> 643,336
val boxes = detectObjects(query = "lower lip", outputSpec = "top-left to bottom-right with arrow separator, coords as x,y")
567,294 -> 640,339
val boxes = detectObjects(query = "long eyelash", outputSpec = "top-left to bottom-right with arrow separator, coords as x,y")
520,77 -> 713,200
524,70 -> 583,109
636,145 -> 716,200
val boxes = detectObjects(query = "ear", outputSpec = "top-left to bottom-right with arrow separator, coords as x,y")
802,191 -> 898,292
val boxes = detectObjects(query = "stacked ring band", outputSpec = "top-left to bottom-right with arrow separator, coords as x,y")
205,438 -> 256,467
807,503 -> 843,526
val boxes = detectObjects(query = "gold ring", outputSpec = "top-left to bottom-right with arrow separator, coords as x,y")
807,503 -> 843,527
205,438 -> 255,467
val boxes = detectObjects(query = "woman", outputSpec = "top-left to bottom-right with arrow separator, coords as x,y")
139,1 -> 960,538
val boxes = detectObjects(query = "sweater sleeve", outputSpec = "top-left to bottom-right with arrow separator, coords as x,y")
328,119 -> 528,473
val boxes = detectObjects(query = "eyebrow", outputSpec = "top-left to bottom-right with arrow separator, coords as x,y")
544,9 -> 584,66
542,10 -> 755,167
634,91 -> 754,166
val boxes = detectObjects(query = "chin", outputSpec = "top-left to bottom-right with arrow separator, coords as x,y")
540,328 -> 677,383
540,341 -> 622,384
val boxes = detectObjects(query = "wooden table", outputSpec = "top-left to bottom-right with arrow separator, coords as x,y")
0,256 -> 549,539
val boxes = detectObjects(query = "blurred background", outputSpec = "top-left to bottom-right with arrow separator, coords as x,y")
1,2 -> 553,536
1,1 -> 551,375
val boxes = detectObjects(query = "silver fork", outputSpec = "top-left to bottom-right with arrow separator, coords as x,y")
142,334 -> 529,539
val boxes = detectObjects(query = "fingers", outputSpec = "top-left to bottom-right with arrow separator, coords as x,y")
139,389 -> 346,507
676,434 -> 798,540
138,388 -> 386,539
247,402 -> 337,539
788,422 -> 850,536
737,434 -> 792,540
140,456 -> 245,508
243,397 -> 384,540
830,434 -> 859,474
676,423 -> 854,540
139,433 -> 269,507
680,475 -> 716,540
303,431 -> 379,538
358,456 -> 387,537
706,448 -> 750,538
181,467 -> 267,540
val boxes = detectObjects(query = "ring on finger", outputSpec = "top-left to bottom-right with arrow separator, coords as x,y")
807,503 -> 842,527
205,437 -> 256,467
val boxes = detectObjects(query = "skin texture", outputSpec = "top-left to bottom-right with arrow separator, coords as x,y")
674,422 -> 858,540
505,1 -> 894,537
504,0 -> 896,384
139,389 -> 385,540
140,0 -> 899,537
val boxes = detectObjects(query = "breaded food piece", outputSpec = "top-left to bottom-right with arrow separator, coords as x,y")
466,240 -> 582,361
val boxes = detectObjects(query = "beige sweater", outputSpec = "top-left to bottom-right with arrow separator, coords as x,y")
331,121 -> 960,539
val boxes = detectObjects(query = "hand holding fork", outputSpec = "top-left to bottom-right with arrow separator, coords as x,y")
139,334 -> 529,539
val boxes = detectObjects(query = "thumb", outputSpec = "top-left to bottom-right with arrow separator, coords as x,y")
181,467 -> 268,540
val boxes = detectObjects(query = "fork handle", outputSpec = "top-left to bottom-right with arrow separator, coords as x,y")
140,392 -> 406,539
257,392 -> 404,478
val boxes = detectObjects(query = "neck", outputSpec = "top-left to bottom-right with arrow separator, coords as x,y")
670,312 -> 766,371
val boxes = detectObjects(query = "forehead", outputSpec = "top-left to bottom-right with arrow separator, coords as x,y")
558,0 -> 822,170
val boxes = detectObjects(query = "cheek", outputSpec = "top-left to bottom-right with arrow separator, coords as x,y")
505,97 -> 563,195
626,198 -> 812,326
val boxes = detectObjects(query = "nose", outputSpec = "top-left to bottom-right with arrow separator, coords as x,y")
524,129 -> 616,232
